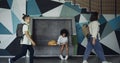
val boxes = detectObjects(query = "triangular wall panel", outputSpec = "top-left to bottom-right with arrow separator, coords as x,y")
42,5 -> 63,17
27,0 -> 41,16
0,23 -> 11,34
60,5 -> 80,17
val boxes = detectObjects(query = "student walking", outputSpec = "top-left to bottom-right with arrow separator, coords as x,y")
82,12 -> 110,63
10,14 -> 36,63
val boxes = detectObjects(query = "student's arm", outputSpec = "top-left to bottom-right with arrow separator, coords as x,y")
92,37 -> 96,45
57,36 -> 62,45
25,31 -> 36,46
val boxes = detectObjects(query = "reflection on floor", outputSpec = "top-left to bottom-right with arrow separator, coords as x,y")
0,56 -> 120,63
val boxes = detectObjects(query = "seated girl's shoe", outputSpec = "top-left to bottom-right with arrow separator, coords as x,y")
82,60 -> 88,63
59,55 -> 64,60
64,55 -> 68,60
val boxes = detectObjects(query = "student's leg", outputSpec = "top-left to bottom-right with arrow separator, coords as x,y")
28,45 -> 34,63
65,43 -> 69,55
93,39 -> 106,61
64,43 -> 69,60
12,45 -> 28,61
83,38 -> 93,60
60,45 -> 65,54
59,44 -> 65,60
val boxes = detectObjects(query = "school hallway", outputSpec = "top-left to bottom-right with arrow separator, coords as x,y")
0,56 -> 120,63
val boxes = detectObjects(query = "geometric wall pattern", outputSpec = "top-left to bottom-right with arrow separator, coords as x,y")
0,0 -> 120,55
0,0 -> 26,55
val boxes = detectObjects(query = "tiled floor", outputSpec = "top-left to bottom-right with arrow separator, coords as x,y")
0,56 -> 120,63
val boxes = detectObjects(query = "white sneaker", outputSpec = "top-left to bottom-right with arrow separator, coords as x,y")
82,60 -> 88,63
102,61 -> 112,63
59,55 -> 64,60
64,55 -> 68,60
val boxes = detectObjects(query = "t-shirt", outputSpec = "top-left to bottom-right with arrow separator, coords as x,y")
20,22 -> 31,45
57,35 -> 68,44
88,21 -> 100,39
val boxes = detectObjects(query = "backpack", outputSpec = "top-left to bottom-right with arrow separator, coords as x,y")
16,23 -> 26,38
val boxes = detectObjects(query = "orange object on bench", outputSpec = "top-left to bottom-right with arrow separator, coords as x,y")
48,40 -> 57,46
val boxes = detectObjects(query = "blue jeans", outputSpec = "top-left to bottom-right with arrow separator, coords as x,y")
83,37 -> 106,61
12,45 -> 34,63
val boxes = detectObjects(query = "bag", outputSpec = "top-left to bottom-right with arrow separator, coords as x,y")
82,24 -> 90,38
16,23 -> 26,38
48,40 -> 57,46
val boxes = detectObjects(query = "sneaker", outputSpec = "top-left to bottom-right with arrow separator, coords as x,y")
59,55 -> 64,60
82,60 -> 88,63
64,55 -> 68,60
102,61 -> 112,63
9,58 -> 14,63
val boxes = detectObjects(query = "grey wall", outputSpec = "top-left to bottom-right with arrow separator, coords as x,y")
31,18 -> 74,56
32,18 -> 72,46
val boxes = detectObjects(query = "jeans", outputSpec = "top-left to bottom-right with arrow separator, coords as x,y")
83,37 -> 106,61
12,45 -> 34,63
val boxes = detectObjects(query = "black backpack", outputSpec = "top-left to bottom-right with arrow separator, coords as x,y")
16,23 -> 26,38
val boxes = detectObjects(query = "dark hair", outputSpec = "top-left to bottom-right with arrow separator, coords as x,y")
90,12 -> 98,21
60,29 -> 69,37
22,14 -> 29,21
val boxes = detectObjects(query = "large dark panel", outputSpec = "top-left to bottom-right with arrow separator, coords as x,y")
31,18 -> 74,56
32,19 -> 72,46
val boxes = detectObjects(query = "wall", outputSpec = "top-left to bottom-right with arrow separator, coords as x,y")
0,0 -> 120,56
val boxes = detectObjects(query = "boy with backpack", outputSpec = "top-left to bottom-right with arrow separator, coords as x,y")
10,14 -> 36,63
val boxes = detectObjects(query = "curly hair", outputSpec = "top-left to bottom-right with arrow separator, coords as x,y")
60,29 -> 69,37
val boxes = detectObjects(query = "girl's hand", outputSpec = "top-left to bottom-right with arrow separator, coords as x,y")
57,42 -> 60,45
92,37 -> 96,45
